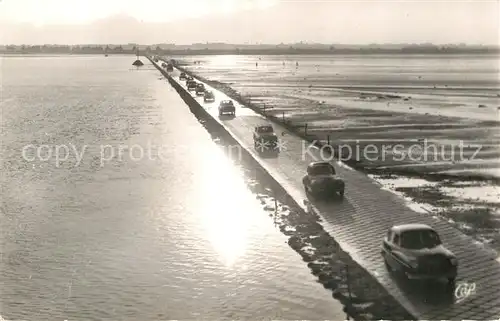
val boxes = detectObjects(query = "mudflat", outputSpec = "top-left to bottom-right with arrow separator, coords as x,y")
176,53 -> 500,252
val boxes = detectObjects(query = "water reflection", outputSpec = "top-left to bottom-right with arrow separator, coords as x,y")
209,55 -> 239,67
0,55 -> 339,320
198,145 -> 249,267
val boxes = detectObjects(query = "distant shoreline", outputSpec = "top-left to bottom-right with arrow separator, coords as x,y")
3,42 -> 498,56
2,50 -> 499,56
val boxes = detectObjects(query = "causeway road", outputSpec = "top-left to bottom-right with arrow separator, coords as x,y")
157,60 -> 500,320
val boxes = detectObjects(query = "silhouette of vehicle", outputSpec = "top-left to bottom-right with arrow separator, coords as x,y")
187,80 -> 197,91
381,224 -> 457,286
203,91 -> 215,102
179,72 -> 186,80
253,125 -> 279,152
195,83 -> 205,96
218,100 -> 235,116
302,162 -> 344,199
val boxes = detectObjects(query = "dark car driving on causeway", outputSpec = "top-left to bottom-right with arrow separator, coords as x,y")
179,72 -> 186,80
381,224 -> 457,286
302,162 -> 345,199
186,80 -> 197,91
195,83 -> 205,96
253,125 -> 279,152
204,90 -> 215,102
218,100 -> 235,116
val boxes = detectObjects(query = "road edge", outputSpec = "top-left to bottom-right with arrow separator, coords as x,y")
148,56 -> 418,321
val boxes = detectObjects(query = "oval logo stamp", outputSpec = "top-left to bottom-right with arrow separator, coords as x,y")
455,282 -> 476,303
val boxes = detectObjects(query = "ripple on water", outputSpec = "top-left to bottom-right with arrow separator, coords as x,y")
0,56 -> 339,320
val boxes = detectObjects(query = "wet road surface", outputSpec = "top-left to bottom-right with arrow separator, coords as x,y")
163,62 -> 500,320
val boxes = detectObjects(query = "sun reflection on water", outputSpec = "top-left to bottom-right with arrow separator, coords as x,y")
197,146 -> 251,268
210,55 -> 239,66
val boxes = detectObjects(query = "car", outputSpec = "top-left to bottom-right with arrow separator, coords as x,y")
179,72 -> 186,80
195,83 -> 205,96
161,62 -> 167,68
187,80 -> 197,91
186,75 -> 194,81
253,125 -> 279,152
204,90 -> 215,102
166,64 -> 174,72
381,224 -> 457,286
302,162 -> 344,199
218,100 -> 235,116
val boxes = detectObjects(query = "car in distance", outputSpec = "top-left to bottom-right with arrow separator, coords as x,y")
253,125 -> 279,152
218,100 -> 235,116
166,63 -> 174,72
381,224 -> 457,286
186,75 -> 194,81
179,72 -> 187,80
187,80 -> 197,91
195,83 -> 205,96
204,90 -> 215,103
302,162 -> 344,199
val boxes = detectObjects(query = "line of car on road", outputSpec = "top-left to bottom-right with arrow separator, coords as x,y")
177,69 -> 459,292
180,72 -> 235,116
178,72 -> 347,201
161,61 -> 174,72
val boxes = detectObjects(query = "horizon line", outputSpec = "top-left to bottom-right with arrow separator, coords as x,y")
2,42 -> 499,47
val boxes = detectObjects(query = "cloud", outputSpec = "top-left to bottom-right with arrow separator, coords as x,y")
0,1 -> 498,45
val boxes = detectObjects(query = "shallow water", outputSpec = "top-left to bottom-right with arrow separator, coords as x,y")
178,54 -> 500,179
178,53 -> 500,119
178,54 -> 500,92
0,55 -> 340,320
369,173 -> 500,251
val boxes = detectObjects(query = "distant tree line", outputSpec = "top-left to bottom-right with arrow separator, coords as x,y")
2,44 -> 141,54
1,44 -> 498,55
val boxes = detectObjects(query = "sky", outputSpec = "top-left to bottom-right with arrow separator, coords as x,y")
0,0 -> 498,45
